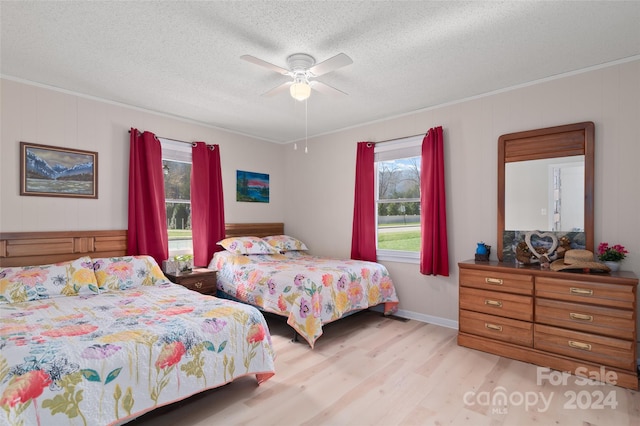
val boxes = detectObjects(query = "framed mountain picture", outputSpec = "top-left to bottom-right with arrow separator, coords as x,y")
20,142 -> 98,198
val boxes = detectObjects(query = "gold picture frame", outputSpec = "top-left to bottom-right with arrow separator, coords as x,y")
20,142 -> 98,199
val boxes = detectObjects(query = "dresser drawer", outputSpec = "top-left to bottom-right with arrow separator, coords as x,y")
459,309 -> 533,347
179,275 -> 216,294
166,269 -> 217,295
460,287 -> 533,321
534,324 -> 636,371
535,298 -> 635,340
536,277 -> 635,310
460,269 -> 533,296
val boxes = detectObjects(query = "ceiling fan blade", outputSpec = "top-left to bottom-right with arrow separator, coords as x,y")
308,53 -> 353,76
241,55 -> 290,75
309,80 -> 348,96
262,81 -> 292,97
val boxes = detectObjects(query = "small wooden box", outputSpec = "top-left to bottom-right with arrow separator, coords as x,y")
165,268 -> 217,295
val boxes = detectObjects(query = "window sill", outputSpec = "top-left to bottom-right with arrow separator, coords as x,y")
376,250 -> 419,264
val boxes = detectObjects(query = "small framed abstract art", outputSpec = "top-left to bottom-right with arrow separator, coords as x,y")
236,170 -> 269,203
20,142 -> 98,198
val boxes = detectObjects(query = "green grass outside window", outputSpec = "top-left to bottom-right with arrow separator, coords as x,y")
377,230 -> 420,252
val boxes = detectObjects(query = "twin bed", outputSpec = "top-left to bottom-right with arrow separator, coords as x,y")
210,223 -> 400,348
0,224 -> 400,425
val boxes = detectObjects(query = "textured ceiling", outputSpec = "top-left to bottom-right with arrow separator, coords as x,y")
1,1 -> 639,144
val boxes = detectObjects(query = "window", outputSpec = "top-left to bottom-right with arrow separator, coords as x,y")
375,136 -> 422,262
159,138 -> 193,256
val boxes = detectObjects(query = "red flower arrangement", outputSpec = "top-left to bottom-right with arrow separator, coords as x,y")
597,243 -> 628,262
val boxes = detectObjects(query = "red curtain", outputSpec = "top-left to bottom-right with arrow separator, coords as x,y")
191,142 -> 225,267
420,127 -> 449,276
127,128 -> 169,265
350,142 -> 377,261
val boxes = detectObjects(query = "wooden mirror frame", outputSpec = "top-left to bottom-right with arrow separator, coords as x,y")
497,122 -> 594,261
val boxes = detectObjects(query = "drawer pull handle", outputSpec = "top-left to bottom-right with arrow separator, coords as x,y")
484,299 -> 503,308
569,312 -> 593,322
195,281 -> 203,289
568,340 -> 592,351
570,287 -> 593,296
485,278 -> 503,285
485,323 -> 503,332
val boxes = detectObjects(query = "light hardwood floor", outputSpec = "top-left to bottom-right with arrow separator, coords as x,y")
129,311 -> 639,426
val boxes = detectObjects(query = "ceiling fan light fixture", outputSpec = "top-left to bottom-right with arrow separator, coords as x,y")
290,81 -> 311,101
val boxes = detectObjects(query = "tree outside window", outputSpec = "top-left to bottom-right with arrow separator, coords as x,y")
163,159 -> 192,255
376,154 -> 421,253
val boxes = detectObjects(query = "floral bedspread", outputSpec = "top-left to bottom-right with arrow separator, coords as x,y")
210,251 -> 399,348
0,283 -> 276,426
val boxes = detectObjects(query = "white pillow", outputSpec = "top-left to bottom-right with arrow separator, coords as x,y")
262,235 -> 308,252
0,256 -> 98,303
93,255 -> 171,291
217,236 -> 279,255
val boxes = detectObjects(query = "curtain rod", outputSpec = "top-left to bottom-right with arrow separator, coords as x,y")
128,130 -> 214,149
158,136 -> 197,147
368,131 -> 428,145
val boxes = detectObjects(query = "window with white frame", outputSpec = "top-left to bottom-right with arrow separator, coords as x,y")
159,138 -> 193,256
375,135 -> 422,262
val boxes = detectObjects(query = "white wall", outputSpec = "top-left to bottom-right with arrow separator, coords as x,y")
283,59 -> 640,333
0,78 -> 286,232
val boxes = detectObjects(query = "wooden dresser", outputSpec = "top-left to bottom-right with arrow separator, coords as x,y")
458,260 -> 639,390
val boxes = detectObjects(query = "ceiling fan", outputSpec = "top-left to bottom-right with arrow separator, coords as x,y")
241,52 -> 353,101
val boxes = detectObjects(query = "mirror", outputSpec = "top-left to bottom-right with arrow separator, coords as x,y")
498,122 -> 594,261
505,156 -> 584,231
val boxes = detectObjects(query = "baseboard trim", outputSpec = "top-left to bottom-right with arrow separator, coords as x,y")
393,309 -> 458,330
368,306 -> 458,330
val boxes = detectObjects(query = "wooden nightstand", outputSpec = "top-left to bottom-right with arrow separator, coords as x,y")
165,268 -> 217,295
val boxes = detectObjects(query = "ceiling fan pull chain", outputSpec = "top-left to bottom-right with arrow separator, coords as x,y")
305,98 -> 308,154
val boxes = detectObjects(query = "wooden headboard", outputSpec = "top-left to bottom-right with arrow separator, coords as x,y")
225,222 -> 284,238
0,230 -> 128,267
0,223 -> 284,267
